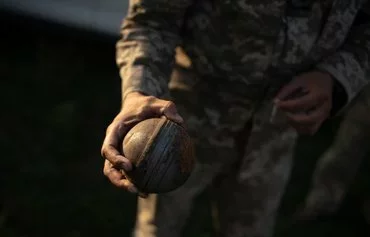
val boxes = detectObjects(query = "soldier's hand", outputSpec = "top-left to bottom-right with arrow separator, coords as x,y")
101,92 -> 184,197
274,71 -> 333,135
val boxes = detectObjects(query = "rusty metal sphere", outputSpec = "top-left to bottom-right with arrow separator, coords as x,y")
122,117 -> 195,193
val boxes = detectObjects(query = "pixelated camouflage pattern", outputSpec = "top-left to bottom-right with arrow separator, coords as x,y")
130,61 -> 297,237
299,84 -> 370,219
117,0 -> 370,110
115,0 -> 370,236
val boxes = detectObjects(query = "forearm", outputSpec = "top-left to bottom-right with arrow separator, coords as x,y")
116,1 -> 192,101
316,3 -> 370,115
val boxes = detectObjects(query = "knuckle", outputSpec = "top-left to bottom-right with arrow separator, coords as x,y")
101,146 -> 117,163
136,97 -> 158,115
112,115 -> 125,125
112,159 -> 123,169
119,180 -> 130,189
141,95 -> 157,107
135,107 -> 152,120
145,95 -> 156,102
105,123 -> 116,135
115,123 -> 125,134
166,101 -> 175,108
137,104 -> 150,115
101,147 -> 106,158
103,164 -> 111,176
165,101 -> 176,110
103,167 -> 109,176
101,145 -> 113,158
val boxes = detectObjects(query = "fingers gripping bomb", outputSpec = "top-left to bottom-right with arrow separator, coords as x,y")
122,117 -> 195,193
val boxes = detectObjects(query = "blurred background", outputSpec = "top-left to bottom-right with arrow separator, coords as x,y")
1,1 -> 369,236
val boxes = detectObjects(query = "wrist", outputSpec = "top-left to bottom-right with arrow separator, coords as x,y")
121,91 -> 148,110
316,70 -> 347,116
316,70 -> 334,88
125,91 -> 146,99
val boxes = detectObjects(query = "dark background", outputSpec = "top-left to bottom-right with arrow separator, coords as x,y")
1,9 -> 370,237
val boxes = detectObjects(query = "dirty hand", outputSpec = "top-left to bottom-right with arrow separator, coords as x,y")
274,71 -> 333,135
101,92 -> 183,197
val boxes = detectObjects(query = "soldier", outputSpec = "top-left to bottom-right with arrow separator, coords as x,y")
297,84 -> 370,220
101,1 -> 370,237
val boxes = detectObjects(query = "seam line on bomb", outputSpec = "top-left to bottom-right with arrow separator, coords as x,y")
152,121 -> 179,192
145,120 -> 177,192
138,118 -> 167,189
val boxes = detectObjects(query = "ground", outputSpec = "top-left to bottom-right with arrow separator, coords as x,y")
1,10 -> 369,237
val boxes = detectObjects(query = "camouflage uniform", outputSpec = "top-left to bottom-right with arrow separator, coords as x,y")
115,0 -> 370,236
299,84 -> 370,219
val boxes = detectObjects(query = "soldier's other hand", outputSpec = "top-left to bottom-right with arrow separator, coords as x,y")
101,92 -> 184,197
274,71 -> 333,135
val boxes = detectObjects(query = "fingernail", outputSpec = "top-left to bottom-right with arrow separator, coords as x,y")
176,115 -> 184,124
128,186 -> 138,193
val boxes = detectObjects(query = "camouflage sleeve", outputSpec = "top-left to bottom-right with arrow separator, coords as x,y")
116,0 -> 192,101
316,2 -> 370,115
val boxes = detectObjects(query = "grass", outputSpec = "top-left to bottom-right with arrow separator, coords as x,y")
1,10 -> 369,237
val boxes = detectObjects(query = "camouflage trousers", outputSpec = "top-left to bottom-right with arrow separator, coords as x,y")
299,84 -> 370,219
132,65 -> 298,237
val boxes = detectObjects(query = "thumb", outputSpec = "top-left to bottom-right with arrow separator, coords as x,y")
141,97 -> 184,124
274,81 -> 304,103
160,101 -> 184,125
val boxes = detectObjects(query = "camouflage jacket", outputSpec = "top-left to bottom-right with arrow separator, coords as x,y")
116,0 -> 370,113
